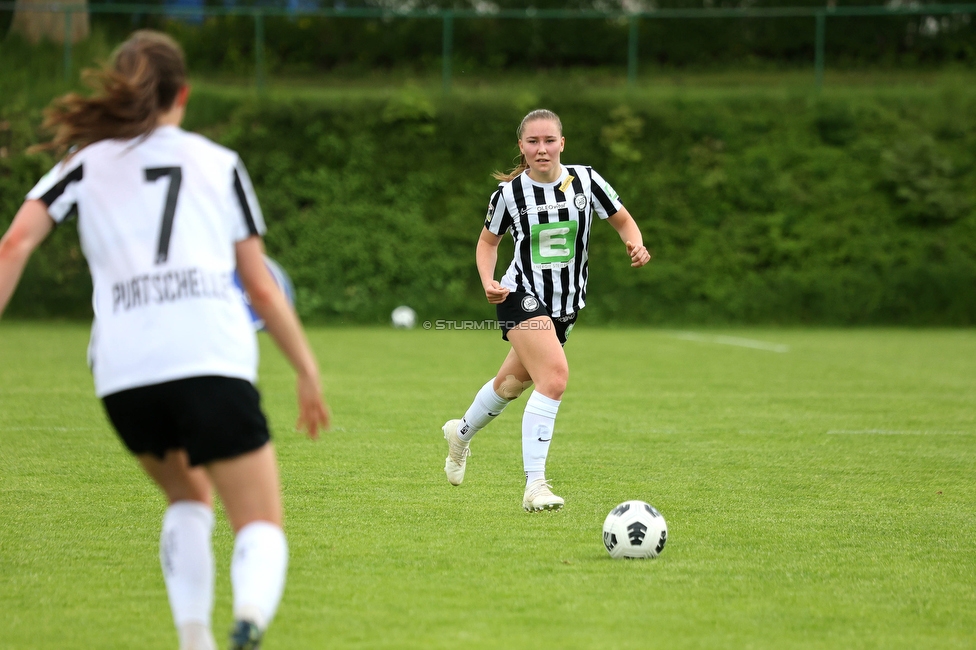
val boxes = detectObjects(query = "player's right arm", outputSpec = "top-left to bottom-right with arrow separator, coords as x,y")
476,227 -> 509,304
235,235 -> 330,439
0,200 -> 54,317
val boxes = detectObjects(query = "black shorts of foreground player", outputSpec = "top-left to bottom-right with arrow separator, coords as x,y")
0,31 -> 329,650
441,109 -> 651,512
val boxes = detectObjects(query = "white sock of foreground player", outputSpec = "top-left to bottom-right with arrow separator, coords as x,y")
522,391 -> 561,486
458,378 -> 512,442
231,521 -> 288,630
160,501 -> 216,649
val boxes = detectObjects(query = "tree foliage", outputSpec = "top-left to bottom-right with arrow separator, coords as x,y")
2,88 -> 974,324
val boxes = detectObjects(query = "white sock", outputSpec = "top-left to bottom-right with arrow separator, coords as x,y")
525,471 -> 545,486
458,379 -> 512,442
231,521 -> 288,630
522,391 -> 560,482
178,621 -> 217,650
160,501 -> 215,631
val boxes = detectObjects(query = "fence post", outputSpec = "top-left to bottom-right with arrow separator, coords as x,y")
442,11 -> 454,93
63,8 -> 73,83
254,10 -> 266,93
815,11 -> 825,90
627,16 -> 639,88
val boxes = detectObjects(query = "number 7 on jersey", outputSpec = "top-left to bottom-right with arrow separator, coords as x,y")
144,167 -> 183,264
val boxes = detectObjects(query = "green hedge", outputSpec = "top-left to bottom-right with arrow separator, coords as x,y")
2,87 -> 975,324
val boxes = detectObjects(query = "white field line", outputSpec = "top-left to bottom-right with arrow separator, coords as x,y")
669,331 -> 790,353
827,429 -> 973,435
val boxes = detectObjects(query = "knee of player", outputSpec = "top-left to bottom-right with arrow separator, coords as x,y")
166,487 -> 213,508
537,366 -> 568,399
495,374 -> 533,400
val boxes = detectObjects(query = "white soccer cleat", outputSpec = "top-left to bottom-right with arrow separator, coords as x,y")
523,479 -> 564,512
443,419 -> 471,486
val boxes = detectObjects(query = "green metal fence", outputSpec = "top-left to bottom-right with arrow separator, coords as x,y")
2,2 -> 975,91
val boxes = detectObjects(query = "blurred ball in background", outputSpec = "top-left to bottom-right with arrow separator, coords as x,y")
391,305 -> 417,329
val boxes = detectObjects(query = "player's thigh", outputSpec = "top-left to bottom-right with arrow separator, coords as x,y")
496,347 -> 532,384
206,443 -> 282,533
138,449 -> 212,506
506,317 -> 568,395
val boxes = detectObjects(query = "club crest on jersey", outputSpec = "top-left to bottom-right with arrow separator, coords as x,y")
573,194 -> 587,210
521,295 -> 540,312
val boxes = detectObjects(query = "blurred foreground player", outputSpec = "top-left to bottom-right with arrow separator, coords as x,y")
0,31 -> 329,650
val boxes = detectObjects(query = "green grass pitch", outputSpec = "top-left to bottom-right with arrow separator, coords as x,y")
1,323 -> 974,649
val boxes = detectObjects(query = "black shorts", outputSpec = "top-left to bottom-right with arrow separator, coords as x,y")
496,291 -> 578,346
102,376 -> 271,466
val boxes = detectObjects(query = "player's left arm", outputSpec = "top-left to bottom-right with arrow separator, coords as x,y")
236,235 -> 330,439
606,207 -> 651,268
0,200 -> 54,317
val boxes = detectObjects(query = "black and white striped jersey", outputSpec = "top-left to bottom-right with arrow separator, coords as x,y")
26,125 -> 266,397
484,164 -> 623,317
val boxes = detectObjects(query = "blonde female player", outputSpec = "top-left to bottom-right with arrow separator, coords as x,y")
441,109 -> 651,512
0,31 -> 328,650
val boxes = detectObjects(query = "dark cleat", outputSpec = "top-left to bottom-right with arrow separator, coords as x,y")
228,620 -> 263,650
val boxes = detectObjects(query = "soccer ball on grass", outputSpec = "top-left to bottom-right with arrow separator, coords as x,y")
602,500 -> 667,559
391,305 -> 417,329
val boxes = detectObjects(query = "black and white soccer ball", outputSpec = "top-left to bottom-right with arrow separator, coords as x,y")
602,500 -> 668,559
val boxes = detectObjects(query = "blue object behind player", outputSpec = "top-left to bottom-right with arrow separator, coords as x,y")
233,256 -> 295,331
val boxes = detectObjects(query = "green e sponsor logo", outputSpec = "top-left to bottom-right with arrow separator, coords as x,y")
531,221 -> 578,265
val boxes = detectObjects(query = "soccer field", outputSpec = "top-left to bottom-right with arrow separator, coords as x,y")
1,323 -> 973,649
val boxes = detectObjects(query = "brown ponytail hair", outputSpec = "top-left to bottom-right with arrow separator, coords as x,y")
34,30 -> 186,155
492,108 -> 563,183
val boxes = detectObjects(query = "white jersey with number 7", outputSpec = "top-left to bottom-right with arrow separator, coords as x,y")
27,125 -> 266,397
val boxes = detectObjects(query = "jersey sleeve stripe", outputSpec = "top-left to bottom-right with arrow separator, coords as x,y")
485,187 -> 512,234
587,167 -> 621,218
590,180 -> 618,216
233,163 -> 265,236
38,163 -> 84,207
